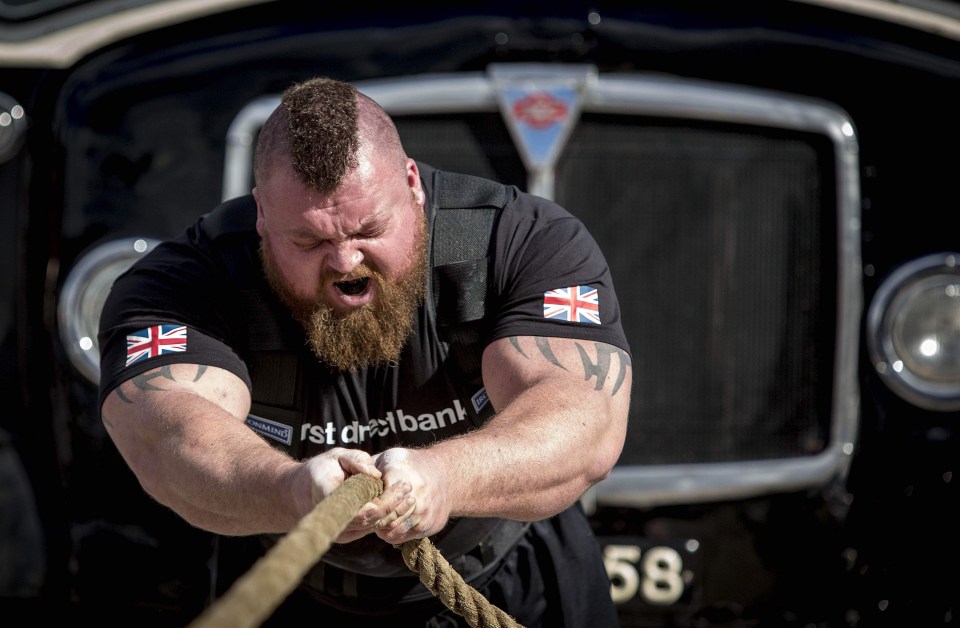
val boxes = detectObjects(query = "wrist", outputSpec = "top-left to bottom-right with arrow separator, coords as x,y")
282,460 -> 313,527
419,444 -> 458,518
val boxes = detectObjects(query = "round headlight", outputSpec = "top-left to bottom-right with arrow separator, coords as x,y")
867,252 -> 960,411
58,238 -> 159,384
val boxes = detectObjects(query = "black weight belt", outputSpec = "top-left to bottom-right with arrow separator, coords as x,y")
295,518 -> 531,612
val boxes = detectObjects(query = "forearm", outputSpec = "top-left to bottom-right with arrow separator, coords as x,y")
418,335 -> 633,522
432,380 -> 627,521
102,389 -> 303,535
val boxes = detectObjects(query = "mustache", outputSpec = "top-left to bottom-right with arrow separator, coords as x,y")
320,265 -> 375,284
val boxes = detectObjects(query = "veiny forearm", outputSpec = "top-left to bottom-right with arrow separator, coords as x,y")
102,388 -> 302,536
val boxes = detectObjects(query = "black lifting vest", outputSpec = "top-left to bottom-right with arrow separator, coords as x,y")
200,169 -> 507,426
202,168 -> 530,603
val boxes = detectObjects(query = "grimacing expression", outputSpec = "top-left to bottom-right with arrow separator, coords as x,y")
259,192 -> 428,371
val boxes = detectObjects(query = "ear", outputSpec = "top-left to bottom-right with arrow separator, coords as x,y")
405,159 -> 424,206
253,187 -> 266,236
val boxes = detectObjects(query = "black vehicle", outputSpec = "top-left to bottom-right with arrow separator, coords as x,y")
2,1 -> 959,626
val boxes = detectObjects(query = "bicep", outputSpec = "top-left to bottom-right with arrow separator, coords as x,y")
100,363 -> 252,490
481,335 -> 632,414
101,363 -> 251,442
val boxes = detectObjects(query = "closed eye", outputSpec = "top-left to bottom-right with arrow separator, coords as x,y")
291,239 -> 324,251
360,224 -> 387,239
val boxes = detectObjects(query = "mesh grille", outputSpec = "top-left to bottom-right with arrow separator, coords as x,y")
396,112 -> 838,466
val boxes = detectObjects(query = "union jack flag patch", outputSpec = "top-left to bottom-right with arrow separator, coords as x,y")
543,286 -> 600,324
125,324 -> 188,366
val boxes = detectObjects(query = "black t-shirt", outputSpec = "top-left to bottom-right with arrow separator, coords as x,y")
97,163 -> 630,584
99,165 -> 629,442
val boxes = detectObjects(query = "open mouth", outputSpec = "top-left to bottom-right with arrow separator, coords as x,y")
334,277 -> 370,296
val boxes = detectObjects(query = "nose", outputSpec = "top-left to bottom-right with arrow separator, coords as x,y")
325,241 -> 363,275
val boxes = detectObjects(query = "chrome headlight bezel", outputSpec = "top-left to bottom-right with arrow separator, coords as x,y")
57,238 -> 159,384
866,252 -> 960,412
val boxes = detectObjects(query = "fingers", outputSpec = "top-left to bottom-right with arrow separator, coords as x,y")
371,447 -> 449,542
373,485 -> 430,542
356,481 -> 412,525
301,448 -> 382,511
374,503 -> 431,543
372,493 -> 416,529
335,480 -> 414,543
351,481 -> 412,529
331,447 -> 381,478
317,447 -> 447,544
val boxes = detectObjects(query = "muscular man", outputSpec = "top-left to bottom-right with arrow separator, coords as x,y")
98,76 -> 631,626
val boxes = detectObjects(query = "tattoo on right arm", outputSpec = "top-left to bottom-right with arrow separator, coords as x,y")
116,364 -> 210,404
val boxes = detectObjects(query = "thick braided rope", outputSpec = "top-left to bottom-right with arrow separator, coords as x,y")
399,538 -> 522,628
188,473 -> 523,628
188,473 -> 383,628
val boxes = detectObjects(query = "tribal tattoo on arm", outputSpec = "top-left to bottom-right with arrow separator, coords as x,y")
507,336 -> 632,396
114,365 -> 209,404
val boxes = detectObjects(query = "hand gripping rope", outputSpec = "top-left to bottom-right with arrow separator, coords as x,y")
188,474 -> 523,628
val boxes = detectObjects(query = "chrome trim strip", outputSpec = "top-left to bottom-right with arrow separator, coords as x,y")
0,0 -> 275,68
5,0 -> 960,69
790,0 -> 960,40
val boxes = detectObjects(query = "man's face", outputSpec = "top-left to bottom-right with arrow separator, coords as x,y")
255,154 -> 428,371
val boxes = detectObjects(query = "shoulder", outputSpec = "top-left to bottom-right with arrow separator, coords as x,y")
102,197 -> 262,331
418,163 -> 511,212
198,194 -> 258,240
502,189 -> 577,224
495,190 -> 596,260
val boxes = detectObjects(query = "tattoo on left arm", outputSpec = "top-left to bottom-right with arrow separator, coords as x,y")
507,336 -> 631,396
576,343 -> 631,395
535,337 -> 567,371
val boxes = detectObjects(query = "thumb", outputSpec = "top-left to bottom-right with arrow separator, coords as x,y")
336,449 -> 381,477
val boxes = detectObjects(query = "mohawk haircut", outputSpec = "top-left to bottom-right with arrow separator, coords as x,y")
255,77 -> 360,192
